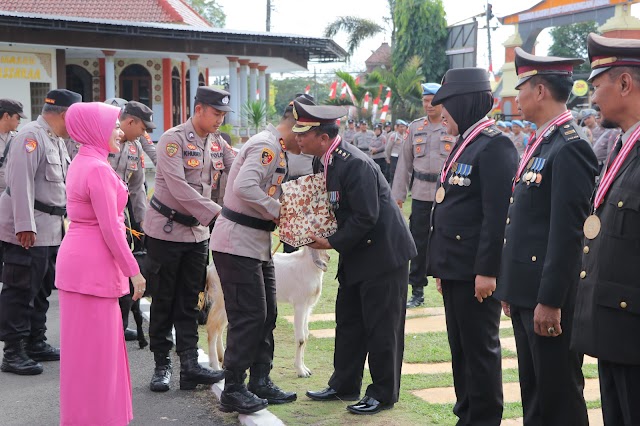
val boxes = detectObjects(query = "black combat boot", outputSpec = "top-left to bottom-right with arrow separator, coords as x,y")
220,369 -> 268,414
1,340 -> 43,375
406,286 -> 424,308
25,338 -> 60,362
149,352 -> 172,392
178,348 -> 224,390
248,363 -> 297,404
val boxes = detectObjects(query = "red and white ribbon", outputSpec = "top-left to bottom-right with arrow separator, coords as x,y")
324,135 -> 342,184
440,120 -> 495,184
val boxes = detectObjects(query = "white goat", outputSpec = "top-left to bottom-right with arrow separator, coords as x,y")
205,247 -> 330,377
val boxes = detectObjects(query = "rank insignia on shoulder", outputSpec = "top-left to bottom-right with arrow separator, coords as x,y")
166,142 -> 179,157
334,147 -> 351,160
441,135 -> 455,142
261,148 -> 275,165
481,126 -> 500,137
543,125 -> 557,139
25,139 -> 37,153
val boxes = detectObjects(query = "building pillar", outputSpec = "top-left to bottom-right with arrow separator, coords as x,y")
238,59 -> 251,128
258,65 -> 267,104
188,55 -> 199,117
599,3 -> 640,39
227,56 -> 239,126
102,50 -> 116,100
496,26 -> 523,119
249,62 -> 259,102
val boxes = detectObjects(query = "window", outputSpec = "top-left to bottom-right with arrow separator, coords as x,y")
66,65 -> 92,103
119,64 -> 151,107
30,82 -> 51,120
171,67 -> 181,126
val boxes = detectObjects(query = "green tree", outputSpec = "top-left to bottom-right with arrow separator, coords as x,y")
393,0 -> 448,82
242,100 -> 270,134
368,56 -> 424,121
185,0 -> 226,27
548,21 -> 599,73
271,77 -> 331,115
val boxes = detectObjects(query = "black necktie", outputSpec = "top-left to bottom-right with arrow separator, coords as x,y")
606,136 -> 623,170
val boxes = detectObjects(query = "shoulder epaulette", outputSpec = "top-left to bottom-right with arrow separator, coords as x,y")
333,147 -> 351,161
559,123 -> 583,142
480,126 -> 501,137
410,117 -> 426,125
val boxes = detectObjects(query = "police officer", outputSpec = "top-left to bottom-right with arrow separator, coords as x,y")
143,87 -> 227,392
392,83 -> 451,308
342,119 -> 357,145
572,33 -> 640,425
297,101 -> 416,415
103,99 -> 154,341
495,48 -> 597,426
211,97 -> 304,414
104,97 -> 158,166
384,119 -> 408,185
0,89 -> 81,376
510,119 -> 527,156
353,120 -> 374,153
209,130 -> 236,206
369,123 -> 387,178
581,108 -> 605,144
427,68 -> 518,425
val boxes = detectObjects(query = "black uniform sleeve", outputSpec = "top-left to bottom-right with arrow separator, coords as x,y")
538,140 -> 598,307
327,159 -> 380,253
474,136 -> 518,276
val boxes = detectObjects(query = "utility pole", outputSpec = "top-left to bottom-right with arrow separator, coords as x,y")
486,2 -> 493,73
266,0 -> 272,32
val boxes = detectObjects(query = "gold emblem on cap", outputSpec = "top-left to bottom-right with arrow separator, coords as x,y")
517,69 -> 538,80
591,57 -> 618,68
292,104 -> 298,120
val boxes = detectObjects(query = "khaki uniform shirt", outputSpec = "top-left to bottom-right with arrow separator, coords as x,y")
354,130 -> 375,152
140,132 -> 157,166
385,131 -> 405,161
0,131 -> 16,193
0,116 -> 69,246
391,117 -> 451,202
65,138 -> 81,160
108,139 -> 146,223
369,133 -> 387,159
143,118 -> 220,243
209,132 -> 236,205
342,127 -> 357,145
211,124 -> 287,261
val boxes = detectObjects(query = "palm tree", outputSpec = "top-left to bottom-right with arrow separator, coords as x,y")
242,100 -> 268,135
367,56 -> 423,121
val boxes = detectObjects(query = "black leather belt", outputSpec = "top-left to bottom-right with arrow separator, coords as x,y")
6,187 -> 66,216
150,196 -> 200,228
221,206 -> 276,232
413,170 -> 439,182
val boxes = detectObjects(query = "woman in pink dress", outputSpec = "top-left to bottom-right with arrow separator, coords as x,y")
56,102 -> 146,426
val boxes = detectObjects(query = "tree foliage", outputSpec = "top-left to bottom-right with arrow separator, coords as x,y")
548,21 -> 599,73
185,0 -> 226,27
393,0 -> 448,82
368,56 -> 424,121
324,17 -> 385,58
271,77 -> 332,115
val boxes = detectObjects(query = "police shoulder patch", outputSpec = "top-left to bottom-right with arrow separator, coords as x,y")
261,148 -> 275,165
166,142 -> 179,157
25,138 -> 37,153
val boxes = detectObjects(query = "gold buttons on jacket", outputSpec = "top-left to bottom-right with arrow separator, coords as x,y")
510,197 -> 514,204
456,235 -> 461,241
620,301 -> 628,309
618,201 -> 624,208
504,238 -> 507,246
430,226 -> 434,231
506,218 -> 510,224
580,271 -> 587,279
366,239 -> 372,244
583,246 -> 589,254
531,256 -> 537,262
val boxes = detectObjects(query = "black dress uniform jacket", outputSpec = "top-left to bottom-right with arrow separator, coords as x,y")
573,129 -> 640,365
428,125 -> 518,280
326,142 -> 416,284
496,122 -> 598,308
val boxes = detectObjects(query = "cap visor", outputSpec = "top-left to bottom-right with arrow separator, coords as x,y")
515,76 -> 532,90
588,67 -> 610,82
143,120 -> 156,130
211,105 -> 232,112
17,111 -> 27,119
292,124 -> 312,133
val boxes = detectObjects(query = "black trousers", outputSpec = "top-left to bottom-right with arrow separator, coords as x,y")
408,199 -> 432,291
213,252 -> 277,371
373,158 -> 389,182
0,243 -> 58,342
146,237 -> 208,354
510,304 -> 587,426
388,157 -> 399,186
442,280 -> 503,426
599,360 -> 640,425
328,265 -> 408,404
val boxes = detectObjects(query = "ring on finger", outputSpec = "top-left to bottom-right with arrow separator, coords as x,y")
548,326 -> 556,335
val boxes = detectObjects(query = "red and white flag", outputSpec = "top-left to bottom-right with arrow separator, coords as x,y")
363,92 -> 370,111
379,88 -> 392,122
304,85 -> 311,95
340,82 -> 348,99
256,89 -> 260,100
329,81 -> 338,99
372,95 -> 380,118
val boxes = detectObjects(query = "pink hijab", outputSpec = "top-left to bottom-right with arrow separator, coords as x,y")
65,102 -> 120,156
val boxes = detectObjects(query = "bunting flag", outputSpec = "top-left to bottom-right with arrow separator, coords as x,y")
329,81 -> 338,99
372,95 -> 380,119
340,82 -> 348,99
304,85 -> 311,95
379,88 -> 392,122
363,92 -> 370,111
355,76 -> 360,85
256,89 -> 260,100
345,84 -> 357,105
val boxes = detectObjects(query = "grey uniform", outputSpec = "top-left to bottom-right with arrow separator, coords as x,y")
108,139 -> 146,223
369,133 -> 387,160
211,124 -> 287,262
143,118 -> 220,243
0,131 -> 16,193
353,130 -> 375,152
342,127 -> 357,145
385,131 -> 405,161
140,131 -> 158,166
0,116 -> 68,246
286,152 -> 313,179
511,132 -> 526,157
209,132 -> 236,205
391,117 -> 451,203
65,138 -> 81,161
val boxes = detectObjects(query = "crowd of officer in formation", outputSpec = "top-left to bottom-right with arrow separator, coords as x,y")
0,31 -> 639,426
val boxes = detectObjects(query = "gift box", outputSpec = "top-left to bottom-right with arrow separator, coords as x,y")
278,173 -> 337,248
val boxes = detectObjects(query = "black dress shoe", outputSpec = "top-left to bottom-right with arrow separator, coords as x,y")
306,387 -> 360,401
347,395 -> 394,415
124,328 -> 138,341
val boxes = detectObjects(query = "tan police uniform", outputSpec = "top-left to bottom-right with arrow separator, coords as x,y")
108,139 -> 146,225
65,138 -> 81,161
140,131 -> 157,166
353,129 -> 375,153
209,132 -> 236,205
342,126 -> 357,145
0,130 -> 16,193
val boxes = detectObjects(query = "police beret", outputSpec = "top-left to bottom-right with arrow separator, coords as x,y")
580,108 -> 597,119
45,89 -> 82,107
195,87 -> 232,112
124,101 -> 156,130
431,68 -> 491,106
514,47 -> 583,89
291,101 -> 347,133
347,119 -> 355,124
395,119 -> 408,126
496,121 -> 506,127
504,121 -> 513,128
104,98 -> 128,108
588,33 -> 640,81
422,83 -> 441,96
0,98 -> 27,118
374,123 -> 383,130
512,120 -> 524,128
